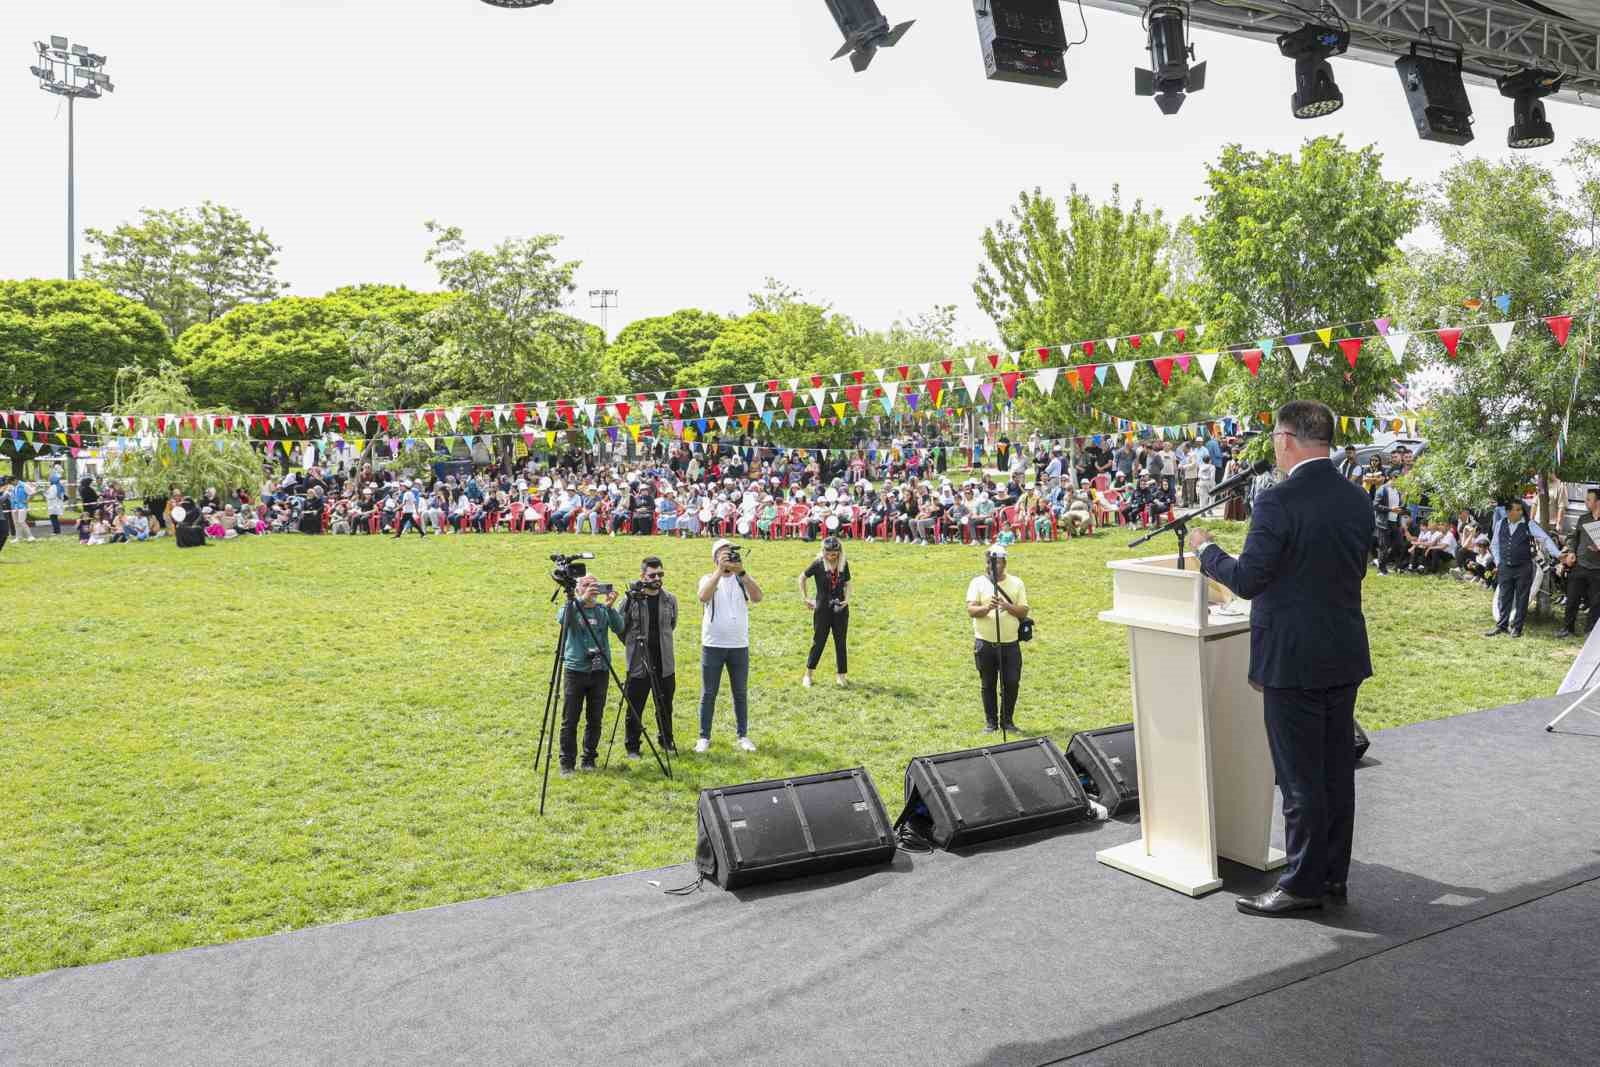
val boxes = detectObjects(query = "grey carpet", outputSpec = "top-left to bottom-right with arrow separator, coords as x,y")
4,695 -> 1596,1067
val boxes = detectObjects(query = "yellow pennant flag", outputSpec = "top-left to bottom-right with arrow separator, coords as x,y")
628,424 -> 641,442
1316,327 -> 1333,346
832,403 -> 847,420
1340,416 -> 1349,433
545,431 -> 557,449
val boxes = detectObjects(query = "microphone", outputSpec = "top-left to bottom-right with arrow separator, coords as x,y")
1211,458 -> 1272,497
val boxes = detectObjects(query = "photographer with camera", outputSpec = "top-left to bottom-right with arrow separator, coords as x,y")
555,574 -> 624,776
798,536 -> 852,688
965,544 -> 1030,734
695,539 -> 764,753
621,556 -> 679,757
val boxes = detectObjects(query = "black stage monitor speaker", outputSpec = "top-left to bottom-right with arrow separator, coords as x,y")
976,0 -> 1069,88
1066,723 -> 1139,817
896,737 -> 1088,849
1354,719 -> 1371,762
695,768 -> 895,889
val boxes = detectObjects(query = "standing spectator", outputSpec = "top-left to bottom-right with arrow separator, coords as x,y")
1337,445 -> 1362,481
695,539 -> 764,753
45,475 -> 66,536
394,480 -> 425,538
556,575 -> 625,776
798,536 -> 852,689
966,544 -> 1030,734
621,555 -> 679,757
1372,472 -> 1404,576
10,477 -> 37,543
1196,457 -> 1217,510
1485,498 -> 1560,638
1557,487 -> 1600,638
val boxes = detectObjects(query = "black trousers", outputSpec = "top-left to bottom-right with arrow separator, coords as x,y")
807,608 -> 849,673
1565,568 -> 1600,633
147,497 -> 168,530
1494,566 -> 1534,633
1374,526 -> 1403,572
395,513 -> 424,537
560,668 -> 609,767
624,669 -> 676,752
974,638 -> 1022,728
1263,683 -> 1360,898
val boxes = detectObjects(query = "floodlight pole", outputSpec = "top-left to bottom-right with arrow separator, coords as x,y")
589,288 -> 618,340
32,36 -> 110,282
67,93 -> 75,278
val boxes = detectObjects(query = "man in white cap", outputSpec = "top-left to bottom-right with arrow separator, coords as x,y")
394,478 -> 425,538
965,543 -> 1029,734
695,538 -> 764,752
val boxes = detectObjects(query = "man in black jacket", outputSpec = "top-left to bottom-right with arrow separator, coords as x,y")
621,556 -> 678,756
1189,400 -> 1374,916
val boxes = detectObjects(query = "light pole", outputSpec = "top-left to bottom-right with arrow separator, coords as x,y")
588,288 -> 619,340
31,36 -> 113,280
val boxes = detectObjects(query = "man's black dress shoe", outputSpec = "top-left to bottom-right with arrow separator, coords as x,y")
1325,881 -> 1348,902
1483,626 -> 1507,637
1556,628 -> 1575,639
1236,887 -> 1323,916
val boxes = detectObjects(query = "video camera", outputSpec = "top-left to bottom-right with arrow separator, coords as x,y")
720,543 -> 745,566
626,576 -> 662,597
550,552 -> 595,592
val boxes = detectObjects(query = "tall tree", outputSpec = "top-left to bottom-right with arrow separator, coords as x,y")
1194,136 -> 1420,425
597,309 -> 727,396
973,187 -> 1199,434
82,202 -> 288,340
1380,151 -> 1600,514
108,363 -> 262,500
422,222 -> 597,403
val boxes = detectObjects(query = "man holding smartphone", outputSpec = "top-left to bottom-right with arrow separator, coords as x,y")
557,574 -> 624,776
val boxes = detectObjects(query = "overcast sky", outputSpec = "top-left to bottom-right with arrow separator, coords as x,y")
8,0 -> 1600,345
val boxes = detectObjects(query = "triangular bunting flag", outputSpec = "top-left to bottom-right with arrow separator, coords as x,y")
1546,315 -> 1573,346
1489,321 -> 1514,353
1241,349 -> 1263,376
1437,328 -> 1462,358
1288,342 -> 1312,371
1338,338 -> 1363,368
1113,362 -> 1135,390
1034,368 -> 1059,396
1384,330 -> 1410,361
1196,351 -> 1219,381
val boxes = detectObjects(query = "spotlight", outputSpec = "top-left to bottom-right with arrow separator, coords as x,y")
1277,23 -> 1348,119
1134,2 -> 1205,115
975,0 -> 1070,89
824,0 -> 914,73
1498,69 -> 1562,149
1395,43 -> 1473,145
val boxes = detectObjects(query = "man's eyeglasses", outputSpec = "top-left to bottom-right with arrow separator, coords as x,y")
644,571 -> 664,580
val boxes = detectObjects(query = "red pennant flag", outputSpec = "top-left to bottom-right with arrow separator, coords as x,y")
468,407 -> 484,429
780,390 -> 796,414
987,353 -> 1000,369
1437,328 -> 1462,358
851,370 -> 865,384
69,412 -> 85,431
1241,349 -> 1263,376
1129,335 -> 1142,349
845,384 -> 864,410
556,401 -> 574,427
1338,337 -> 1363,368
1080,365 -> 1095,395
940,360 -> 952,375
765,381 -> 778,393
809,376 -> 823,388
614,401 -> 631,421
375,413 -> 389,432
666,397 -> 684,418
71,433 -> 82,448
926,379 -> 944,405
1082,341 -> 1095,358
1000,371 -> 1021,399
1546,315 -> 1573,346
336,414 -> 349,432
513,403 -> 529,426
1152,357 -> 1174,386
1037,347 -> 1051,363
719,393 -> 736,416
1174,327 -> 1186,343
896,365 -> 910,380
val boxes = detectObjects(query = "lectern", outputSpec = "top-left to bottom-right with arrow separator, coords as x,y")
1095,554 -> 1285,895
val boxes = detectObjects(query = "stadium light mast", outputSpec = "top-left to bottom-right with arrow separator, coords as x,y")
31,35 -> 113,280
589,288 -> 619,340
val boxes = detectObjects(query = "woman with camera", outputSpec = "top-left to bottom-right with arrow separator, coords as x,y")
798,536 -> 852,688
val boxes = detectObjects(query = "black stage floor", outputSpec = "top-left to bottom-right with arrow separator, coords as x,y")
5,696 -> 1598,1066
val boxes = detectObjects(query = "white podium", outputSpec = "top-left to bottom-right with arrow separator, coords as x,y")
1095,554 -> 1285,896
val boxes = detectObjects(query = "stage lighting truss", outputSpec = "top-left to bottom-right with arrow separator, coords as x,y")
477,0 -> 554,7
1277,16 -> 1349,119
1499,68 -> 1562,148
1135,1 -> 1206,114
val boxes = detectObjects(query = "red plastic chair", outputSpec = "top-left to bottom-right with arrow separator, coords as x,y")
526,501 -> 549,533
508,502 -> 526,532
765,505 -> 787,541
782,504 -> 809,539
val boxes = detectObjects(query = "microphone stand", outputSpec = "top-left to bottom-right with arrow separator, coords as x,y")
1128,484 -> 1250,570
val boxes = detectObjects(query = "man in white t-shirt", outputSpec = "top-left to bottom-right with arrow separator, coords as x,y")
394,480 -> 425,538
695,538 -> 764,752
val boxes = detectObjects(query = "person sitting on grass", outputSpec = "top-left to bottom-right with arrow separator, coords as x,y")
1423,522 -> 1458,575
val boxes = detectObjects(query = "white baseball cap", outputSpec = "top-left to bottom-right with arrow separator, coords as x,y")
712,538 -> 732,559
986,543 -> 1007,558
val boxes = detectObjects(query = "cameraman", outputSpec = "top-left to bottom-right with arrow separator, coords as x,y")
556,574 -> 624,776
695,539 -> 764,753
621,556 -> 679,757
966,544 -> 1029,734
798,536 -> 852,688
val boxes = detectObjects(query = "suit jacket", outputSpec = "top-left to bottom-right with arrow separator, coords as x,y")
1200,458 -> 1374,689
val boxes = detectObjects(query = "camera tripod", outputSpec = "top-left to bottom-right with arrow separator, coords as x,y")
534,581 -> 672,816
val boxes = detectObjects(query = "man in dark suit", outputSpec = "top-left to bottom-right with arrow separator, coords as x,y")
1188,400 -> 1374,916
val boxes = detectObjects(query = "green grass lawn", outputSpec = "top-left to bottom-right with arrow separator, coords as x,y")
0,525 -> 1576,978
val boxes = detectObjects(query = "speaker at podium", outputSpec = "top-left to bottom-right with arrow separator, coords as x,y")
1095,554 -> 1285,896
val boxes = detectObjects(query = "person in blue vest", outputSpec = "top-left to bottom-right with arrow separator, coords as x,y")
1188,400 -> 1374,916
1485,498 -> 1560,638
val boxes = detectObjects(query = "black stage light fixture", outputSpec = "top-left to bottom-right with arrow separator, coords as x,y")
1277,23 -> 1349,119
477,0 -> 554,6
1498,68 -> 1562,149
824,0 -> 914,73
1134,2 -> 1206,115
1395,43 -> 1474,145
975,0 -> 1070,89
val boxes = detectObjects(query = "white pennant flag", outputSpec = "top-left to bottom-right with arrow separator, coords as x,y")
494,404 -> 510,425
1114,361 -> 1136,390
716,415 -> 729,432
1288,343 -> 1312,371
809,387 -> 827,409
535,402 -> 549,425
1034,367 -> 1060,395
833,373 -> 844,386
881,381 -> 900,408
874,367 -> 887,383
447,407 -> 464,430
919,362 -> 931,379
1151,331 -> 1164,347
750,392 -> 766,413
961,374 -> 983,399
697,386 -> 712,401
1384,330 -> 1411,361
1489,321 -> 1515,352
640,399 -> 656,420
581,401 -> 596,424
1196,324 -> 1207,337
1196,351 -> 1220,381
1105,337 -> 1118,354
964,356 -> 978,372
787,378 -> 801,392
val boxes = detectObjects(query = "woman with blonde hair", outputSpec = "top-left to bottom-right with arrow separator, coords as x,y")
798,536 -> 852,688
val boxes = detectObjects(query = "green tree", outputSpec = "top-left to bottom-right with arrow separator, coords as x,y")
108,363 -> 263,500
1380,151 -> 1600,515
598,309 -> 727,395
973,187 -> 1200,435
176,285 -> 444,413
1194,136 -> 1420,427
82,202 -> 288,340
422,222 -> 597,403
0,280 -> 171,472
